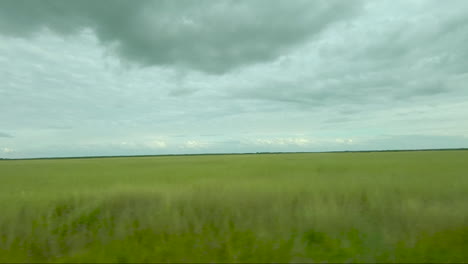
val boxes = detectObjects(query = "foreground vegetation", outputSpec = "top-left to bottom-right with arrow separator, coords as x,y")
0,151 -> 467,263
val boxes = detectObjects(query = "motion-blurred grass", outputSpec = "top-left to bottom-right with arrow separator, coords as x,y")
1,151 -> 467,263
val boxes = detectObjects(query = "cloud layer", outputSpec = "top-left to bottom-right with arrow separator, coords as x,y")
0,0 -> 467,158
0,0 -> 361,74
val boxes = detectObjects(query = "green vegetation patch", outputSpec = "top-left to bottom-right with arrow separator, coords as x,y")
1,151 -> 467,262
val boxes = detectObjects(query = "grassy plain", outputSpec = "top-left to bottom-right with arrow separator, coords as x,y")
0,151 -> 467,263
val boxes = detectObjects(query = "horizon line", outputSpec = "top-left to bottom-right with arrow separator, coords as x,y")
1,147 -> 468,161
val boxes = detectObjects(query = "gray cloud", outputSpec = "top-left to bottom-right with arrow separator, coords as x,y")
0,0 -> 362,74
0,132 -> 13,138
226,0 -> 468,111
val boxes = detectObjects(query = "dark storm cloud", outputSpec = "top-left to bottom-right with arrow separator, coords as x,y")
0,0 -> 362,74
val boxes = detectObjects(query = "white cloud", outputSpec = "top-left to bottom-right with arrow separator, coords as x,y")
182,140 -> 208,149
335,138 -> 354,144
255,138 -> 312,146
1,147 -> 15,154
147,140 -> 167,149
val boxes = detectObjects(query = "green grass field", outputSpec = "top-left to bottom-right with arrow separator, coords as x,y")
1,151 -> 467,263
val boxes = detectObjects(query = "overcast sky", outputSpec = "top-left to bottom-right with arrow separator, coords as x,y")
1,0 -> 468,158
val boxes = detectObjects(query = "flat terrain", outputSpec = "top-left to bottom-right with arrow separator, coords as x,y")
1,151 -> 467,263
